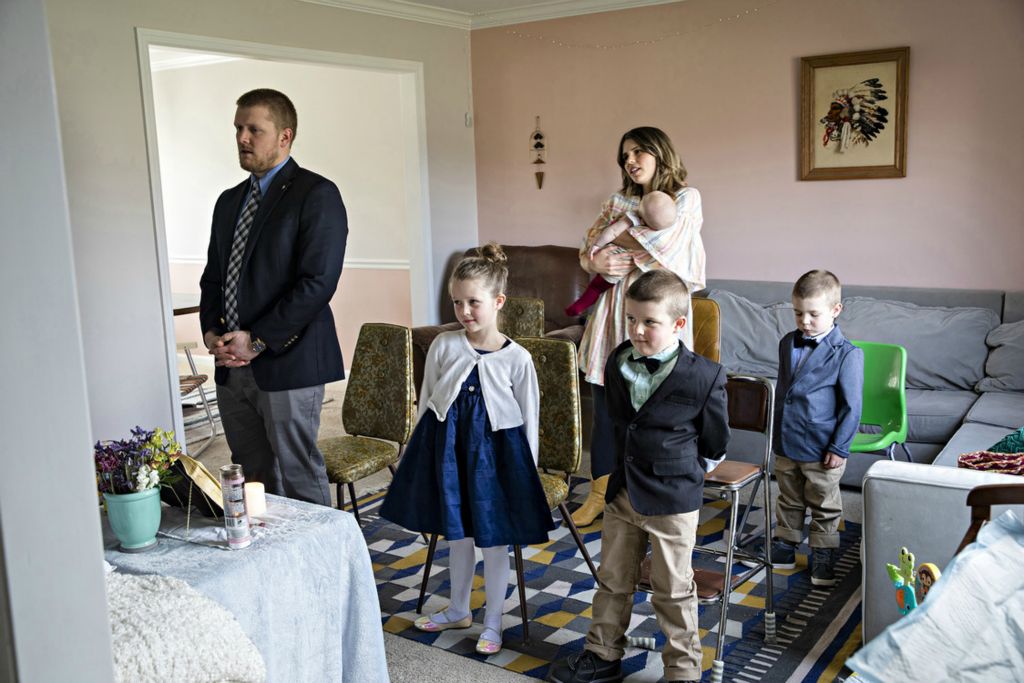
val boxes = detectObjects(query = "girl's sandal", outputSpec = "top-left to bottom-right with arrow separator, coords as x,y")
414,612 -> 472,633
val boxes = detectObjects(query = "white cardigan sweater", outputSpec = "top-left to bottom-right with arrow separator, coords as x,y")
419,330 -> 540,464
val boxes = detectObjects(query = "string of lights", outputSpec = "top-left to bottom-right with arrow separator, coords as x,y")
503,0 -> 781,51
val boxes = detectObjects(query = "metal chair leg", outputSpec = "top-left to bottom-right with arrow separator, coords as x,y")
336,483 -> 344,511
886,443 -> 896,461
900,442 -> 913,462
183,345 -> 218,454
347,482 -> 361,526
417,534 -> 438,614
513,545 -> 529,644
762,470 -> 777,645
559,502 -> 598,580
716,491 -> 740,657
735,477 -> 762,548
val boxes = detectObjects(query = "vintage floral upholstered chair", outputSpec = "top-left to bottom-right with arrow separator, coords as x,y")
318,323 -> 415,525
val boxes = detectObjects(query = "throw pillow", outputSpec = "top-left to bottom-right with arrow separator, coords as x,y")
840,297 -> 999,391
705,289 -> 789,376
991,426 -> 1024,454
976,320 -> 1024,392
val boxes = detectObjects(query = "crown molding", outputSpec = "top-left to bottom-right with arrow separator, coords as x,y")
299,0 -> 686,30
300,0 -> 471,29
470,0 -> 686,29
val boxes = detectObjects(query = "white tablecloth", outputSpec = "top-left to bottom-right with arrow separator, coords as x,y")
104,495 -> 388,682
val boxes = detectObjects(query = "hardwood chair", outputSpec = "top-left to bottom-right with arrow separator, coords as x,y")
318,323 -> 415,525
416,336 -> 598,644
176,341 -> 218,456
955,483 -> 1024,554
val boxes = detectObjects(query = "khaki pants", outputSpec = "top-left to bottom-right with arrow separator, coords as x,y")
774,454 -> 845,548
585,491 -> 701,682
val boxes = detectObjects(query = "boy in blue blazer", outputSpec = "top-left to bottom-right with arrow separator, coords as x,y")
548,270 -> 729,683
770,270 -> 863,586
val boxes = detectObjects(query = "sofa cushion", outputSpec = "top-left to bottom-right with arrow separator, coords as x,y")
964,391 -> 1024,430
976,320 -> 1024,392
705,289 -> 788,376
905,389 -> 979,444
840,297 -> 999,391
932,422 -> 1019,467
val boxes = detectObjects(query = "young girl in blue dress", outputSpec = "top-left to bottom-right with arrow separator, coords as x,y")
380,243 -> 555,656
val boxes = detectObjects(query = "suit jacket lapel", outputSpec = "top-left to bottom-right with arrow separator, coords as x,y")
792,327 -> 842,386
239,158 -> 298,273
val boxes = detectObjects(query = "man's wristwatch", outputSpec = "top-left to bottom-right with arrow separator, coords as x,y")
250,336 -> 267,355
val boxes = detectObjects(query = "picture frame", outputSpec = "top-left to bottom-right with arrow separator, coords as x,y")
800,47 -> 909,180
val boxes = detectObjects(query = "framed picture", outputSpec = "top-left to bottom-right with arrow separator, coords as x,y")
800,47 -> 909,180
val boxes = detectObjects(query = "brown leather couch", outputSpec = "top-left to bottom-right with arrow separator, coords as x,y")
410,244 -> 721,394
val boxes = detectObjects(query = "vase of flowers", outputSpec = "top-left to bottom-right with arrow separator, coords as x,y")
95,427 -> 182,552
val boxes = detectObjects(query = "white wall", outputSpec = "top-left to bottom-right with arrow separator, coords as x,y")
0,0 -> 114,679
152,54 -> 410,264
44,0 -> 479,437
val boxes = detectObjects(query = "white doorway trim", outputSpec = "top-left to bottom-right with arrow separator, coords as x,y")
135,28 -> 434,442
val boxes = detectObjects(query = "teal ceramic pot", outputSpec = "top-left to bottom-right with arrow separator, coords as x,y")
104,487 -> 162,552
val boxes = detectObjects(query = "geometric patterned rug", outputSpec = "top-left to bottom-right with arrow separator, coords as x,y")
357,478 -> 862,682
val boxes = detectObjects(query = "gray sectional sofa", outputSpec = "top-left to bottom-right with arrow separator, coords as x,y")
697,279 -> 1024,645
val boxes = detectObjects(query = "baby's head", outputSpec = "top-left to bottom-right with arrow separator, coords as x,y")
791,269 -> 843,338
624,270 -> 690,357
449,243 -> 508,333
638,191 -> 677,229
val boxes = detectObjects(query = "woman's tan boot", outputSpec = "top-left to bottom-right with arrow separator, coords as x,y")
571,475 -> 609,527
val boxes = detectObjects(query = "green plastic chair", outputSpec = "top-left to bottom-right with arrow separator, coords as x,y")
850,340 -> 912,462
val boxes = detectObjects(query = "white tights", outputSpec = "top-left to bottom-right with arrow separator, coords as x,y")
444,537 -> 510,640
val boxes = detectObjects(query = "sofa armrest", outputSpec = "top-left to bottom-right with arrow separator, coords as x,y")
862,460 -> 1024,643
544,324 -> 585,346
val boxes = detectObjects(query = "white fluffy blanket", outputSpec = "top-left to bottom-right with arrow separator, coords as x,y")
107,570 -> 266,682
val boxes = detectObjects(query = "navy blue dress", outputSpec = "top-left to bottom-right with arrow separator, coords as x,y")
380,346 -> 555,547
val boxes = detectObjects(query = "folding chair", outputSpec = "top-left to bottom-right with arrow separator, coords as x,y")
850,340 -> 912,462
176,341 -> 218,456
416,336 -> 598,644
318,323 -> 415,525
637,374 -> 777,683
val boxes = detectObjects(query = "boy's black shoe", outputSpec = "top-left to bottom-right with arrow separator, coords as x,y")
811,547 -> 837,587
546,650 -> 623,683
741,539 -> 797,570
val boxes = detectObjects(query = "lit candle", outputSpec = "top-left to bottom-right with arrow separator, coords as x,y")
244,482 -> 266,519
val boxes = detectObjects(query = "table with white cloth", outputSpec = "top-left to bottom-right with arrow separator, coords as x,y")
103,494 -> 388,682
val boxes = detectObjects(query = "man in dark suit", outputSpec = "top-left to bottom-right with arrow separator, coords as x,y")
199,89 -> 347,506
548,270 -> 729,683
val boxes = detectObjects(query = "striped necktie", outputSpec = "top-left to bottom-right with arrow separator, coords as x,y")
223,180 -> 262,331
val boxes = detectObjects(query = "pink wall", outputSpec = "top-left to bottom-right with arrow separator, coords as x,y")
472,0 -> 1024,290
169,263 -> 411,370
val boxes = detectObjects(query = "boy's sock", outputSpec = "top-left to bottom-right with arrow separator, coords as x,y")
442,537 -> 476,621
565,276 -> 613,317
481,545 -> 510,643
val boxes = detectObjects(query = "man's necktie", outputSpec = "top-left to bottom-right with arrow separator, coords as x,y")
793,335 -> 819,349
629,355 -> 662,374
224,181 -> 262,331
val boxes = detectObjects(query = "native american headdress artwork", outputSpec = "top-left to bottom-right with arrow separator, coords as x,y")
819,78 -> 889,152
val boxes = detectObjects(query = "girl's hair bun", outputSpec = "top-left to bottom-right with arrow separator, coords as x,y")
477,242 -> 507,265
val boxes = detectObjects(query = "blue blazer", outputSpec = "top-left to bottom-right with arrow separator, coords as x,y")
773,326 -> 863,462
200,159 -> 348,392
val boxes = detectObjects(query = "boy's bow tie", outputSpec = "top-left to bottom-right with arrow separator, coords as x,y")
629,355 -> 662,374
794,335 -> 819,349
